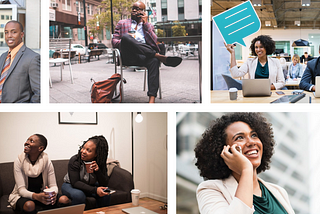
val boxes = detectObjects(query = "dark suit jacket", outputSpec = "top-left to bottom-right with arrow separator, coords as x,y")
112,18 -> 159,52
0,45 -> 40,103
299,57 -> 320,91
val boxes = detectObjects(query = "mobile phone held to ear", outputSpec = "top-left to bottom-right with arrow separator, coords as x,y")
103,188 -> 116,194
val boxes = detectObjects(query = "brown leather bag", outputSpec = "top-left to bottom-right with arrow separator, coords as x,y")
91,73 -> 121,103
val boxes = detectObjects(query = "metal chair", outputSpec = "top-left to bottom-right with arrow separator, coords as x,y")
112,48 -> 162,101
49,38 -> 74,87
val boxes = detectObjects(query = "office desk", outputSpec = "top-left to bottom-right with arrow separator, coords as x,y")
83,198 -> 167,214
211,90 -> 317,103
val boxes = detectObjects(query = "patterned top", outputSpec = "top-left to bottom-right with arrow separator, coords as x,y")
112,18 -> 159,52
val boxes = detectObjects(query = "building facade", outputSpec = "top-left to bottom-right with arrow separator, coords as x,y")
49,0 -> 109,46
155,0 -> 202,37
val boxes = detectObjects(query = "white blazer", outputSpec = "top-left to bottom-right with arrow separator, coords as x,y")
196,176 -> 295,214
230,57 -> 285,90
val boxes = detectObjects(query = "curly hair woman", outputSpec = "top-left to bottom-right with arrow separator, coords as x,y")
195,113 -> 294,214
61,135 -> 110,208
224,35 -> 285,90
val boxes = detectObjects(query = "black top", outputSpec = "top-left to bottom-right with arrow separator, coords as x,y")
68,154 -> 109,195
300,55 -> 313,63
28,173 -> 43,193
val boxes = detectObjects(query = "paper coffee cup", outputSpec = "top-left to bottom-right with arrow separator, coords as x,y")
44,188 -> 55,197
131,189 -> 140,206
84,161 -> 93,173
229,88 -> 238,100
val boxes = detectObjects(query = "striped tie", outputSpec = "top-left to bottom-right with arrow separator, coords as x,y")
0,52 -> 11,102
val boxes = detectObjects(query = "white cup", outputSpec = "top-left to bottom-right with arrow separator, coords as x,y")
43,188 -> 55,197
131,189 -> 140,206
229,87 -> 238,100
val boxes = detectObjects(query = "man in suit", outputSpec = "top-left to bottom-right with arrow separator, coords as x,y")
299,46 -> 320,91
0,20 -> 40,103
112,1 -> 182,103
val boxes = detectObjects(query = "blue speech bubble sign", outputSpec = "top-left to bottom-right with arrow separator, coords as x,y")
213,0 -> 261,47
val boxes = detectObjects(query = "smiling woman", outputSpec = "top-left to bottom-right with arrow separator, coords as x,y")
194,113 -> 295,214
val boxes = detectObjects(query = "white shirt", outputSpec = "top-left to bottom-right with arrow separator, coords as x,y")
131,20 -> 145,43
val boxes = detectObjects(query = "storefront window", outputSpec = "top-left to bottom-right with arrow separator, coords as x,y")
62,27 -> 72,38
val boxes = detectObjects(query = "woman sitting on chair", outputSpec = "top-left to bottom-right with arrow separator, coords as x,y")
61,135 -> 110,208
225,35 -> 285,90
287,54 -> 303,80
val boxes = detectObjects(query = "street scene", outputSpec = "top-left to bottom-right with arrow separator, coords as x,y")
49,0 -> 202,103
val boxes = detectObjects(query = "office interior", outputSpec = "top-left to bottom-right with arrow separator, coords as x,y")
0,112 -> 167,207
211,0 -> 320,95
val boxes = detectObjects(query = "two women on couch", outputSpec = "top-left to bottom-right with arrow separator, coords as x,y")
9,134 -> 111,213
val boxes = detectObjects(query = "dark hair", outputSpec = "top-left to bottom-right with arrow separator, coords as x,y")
78,135 -> 109,175
250,35 -> 275,56
35,134 -> 47,151
194,113 -> 275,180
6,20 -> 23,32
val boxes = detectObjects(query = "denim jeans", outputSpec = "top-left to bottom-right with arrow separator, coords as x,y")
61,183 -> 110,208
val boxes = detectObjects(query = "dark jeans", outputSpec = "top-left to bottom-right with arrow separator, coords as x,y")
61,183 -> 110,208
120,34 -> 160,97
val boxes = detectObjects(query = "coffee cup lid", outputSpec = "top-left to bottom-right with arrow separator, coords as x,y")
229,87 -> 238,92
131,189 -> 140,193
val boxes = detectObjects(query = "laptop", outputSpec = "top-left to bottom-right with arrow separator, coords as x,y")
313,76 -> 320,97
122,206 -> 158,214
242,79 -> 271,97
38,204 -> 85,214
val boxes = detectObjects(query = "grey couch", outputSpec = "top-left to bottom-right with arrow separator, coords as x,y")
0,160 -> 134,213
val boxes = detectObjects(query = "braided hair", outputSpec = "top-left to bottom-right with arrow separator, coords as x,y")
78,135 -> 109,175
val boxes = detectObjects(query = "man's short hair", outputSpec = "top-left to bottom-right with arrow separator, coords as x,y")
5,20 -> 24,32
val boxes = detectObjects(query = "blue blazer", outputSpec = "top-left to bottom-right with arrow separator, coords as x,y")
299,57 -> 320,91
0,45 -> 40,103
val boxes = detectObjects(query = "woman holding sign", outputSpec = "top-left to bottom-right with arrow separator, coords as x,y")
61,135 -> 111,208
195,113 -> 294,214
225,35 -> 285,90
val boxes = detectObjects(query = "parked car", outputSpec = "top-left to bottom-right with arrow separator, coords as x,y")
71,44 -> 86,55
88,43 -> 108,50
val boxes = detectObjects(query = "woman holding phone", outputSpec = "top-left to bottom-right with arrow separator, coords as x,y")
225,35 -> 285,90
61,135 -> 110,208
195,113 -> 294,214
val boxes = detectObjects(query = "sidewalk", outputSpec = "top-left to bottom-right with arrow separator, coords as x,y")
49,53 -> 200,103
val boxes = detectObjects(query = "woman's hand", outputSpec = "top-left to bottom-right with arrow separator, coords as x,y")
91,161 -> 99,172
270,84 -> 276,90
96,187 -> 110,197
224,42 -> 236,54
220,144 -> 252,176
33,192 -> 56,205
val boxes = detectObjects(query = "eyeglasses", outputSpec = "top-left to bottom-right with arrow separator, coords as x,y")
132,6 -> 144,11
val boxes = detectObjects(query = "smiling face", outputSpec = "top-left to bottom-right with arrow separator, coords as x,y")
80,140 -> 97,162
225,121 -> 263,170
24,135 -> 43,155
4,22 -> 24,51
254,41 -> 267,58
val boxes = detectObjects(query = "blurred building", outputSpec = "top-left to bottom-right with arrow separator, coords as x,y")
49,0 -> 109,46
155,0 -> 202,37
176,112 -> 310,214
0,0 -> 40,50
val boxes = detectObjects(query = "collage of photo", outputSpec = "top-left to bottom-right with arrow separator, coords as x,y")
0,0 -> 319,214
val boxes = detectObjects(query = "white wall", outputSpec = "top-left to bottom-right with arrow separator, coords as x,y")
26,0 -> 40,49
134,112 -> 167,202
0,112 -> 167,202
184,0 -> 199,20
241,29 -> 320,61
167,0 -> 178,21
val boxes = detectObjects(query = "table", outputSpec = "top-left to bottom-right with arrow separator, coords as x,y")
83,198 -> 167,214
211,90 -> 318,103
